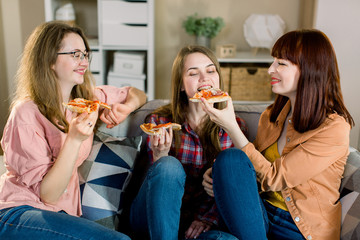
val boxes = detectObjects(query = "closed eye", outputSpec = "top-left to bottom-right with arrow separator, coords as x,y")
207,66 -> 216,73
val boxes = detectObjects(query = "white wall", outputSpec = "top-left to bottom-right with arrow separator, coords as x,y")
1,0 -> 22,100
314,0 -> 360,149
155,0 -> 302,99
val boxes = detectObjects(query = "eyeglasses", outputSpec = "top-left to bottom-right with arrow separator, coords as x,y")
57,51 -> 92,62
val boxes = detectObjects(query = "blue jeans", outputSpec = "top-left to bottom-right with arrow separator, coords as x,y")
213,148 -> 305,240
0,205 -> 130,240
130,156 -> 185,240
130,156 -> 238,240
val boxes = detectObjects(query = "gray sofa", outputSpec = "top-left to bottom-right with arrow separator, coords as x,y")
98,99 -> 360,240
0,99 -> 359,239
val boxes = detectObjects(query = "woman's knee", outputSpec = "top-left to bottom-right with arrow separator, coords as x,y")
151,156 -> 186,181
215,148 -> 253,170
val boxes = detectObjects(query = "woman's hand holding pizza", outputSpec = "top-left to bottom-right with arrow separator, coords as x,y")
200,97 -> 238,133
100,102 -> 133,128
150,127 -> 173,162
68,109 -> 98,143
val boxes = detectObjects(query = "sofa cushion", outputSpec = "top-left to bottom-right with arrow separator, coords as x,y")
78,131 -> 142,230
340,148 -> 360,239
233,103 -> 268,142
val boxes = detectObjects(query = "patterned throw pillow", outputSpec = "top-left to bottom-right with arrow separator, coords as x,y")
340,149 -> 360,240
78,131 -> 142,230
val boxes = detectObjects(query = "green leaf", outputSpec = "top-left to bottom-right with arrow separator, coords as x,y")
183,13 -> 225,38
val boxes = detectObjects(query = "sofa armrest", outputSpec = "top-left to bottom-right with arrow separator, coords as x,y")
340,148 -> 360,238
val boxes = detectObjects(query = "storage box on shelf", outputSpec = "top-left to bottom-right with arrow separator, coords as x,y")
108,51 -> 146,91
216,44 -> 237,58
113,51 -> 145,75
44,0 -> 155,100
107,70 -> 146,91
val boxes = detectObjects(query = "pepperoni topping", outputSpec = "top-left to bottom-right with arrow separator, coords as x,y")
64,98 -> 111,113
194,88 -> 227,99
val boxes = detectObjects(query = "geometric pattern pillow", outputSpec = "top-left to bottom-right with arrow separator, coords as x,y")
78,131 -> 142,230
340,149 -> 360,240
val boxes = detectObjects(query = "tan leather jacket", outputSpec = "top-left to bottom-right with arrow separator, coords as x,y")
243,101 -> 350,240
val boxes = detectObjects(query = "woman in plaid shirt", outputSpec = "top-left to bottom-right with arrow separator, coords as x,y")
130,46 -> 247,240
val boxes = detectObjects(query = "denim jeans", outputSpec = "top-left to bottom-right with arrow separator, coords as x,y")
213,148 -> 305,240
0,205 -> 130,240
130,156 -> 238,240
130,156 -> 186,240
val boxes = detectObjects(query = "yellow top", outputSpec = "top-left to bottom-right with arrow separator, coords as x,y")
263,142 -> 288,211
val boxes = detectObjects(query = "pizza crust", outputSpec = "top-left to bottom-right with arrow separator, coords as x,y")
189,95 -> 231,103
140,122 -> 182,136
62,103 -> 92,113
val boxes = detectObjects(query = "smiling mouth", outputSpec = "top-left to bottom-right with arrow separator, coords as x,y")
271,78 -> 281,85
75,69 -> 86,74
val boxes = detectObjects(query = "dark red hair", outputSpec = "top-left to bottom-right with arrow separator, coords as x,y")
269,29 -> 354,132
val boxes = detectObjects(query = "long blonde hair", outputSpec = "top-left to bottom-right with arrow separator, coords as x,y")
12,21 -> 95,132
152,45 -> 226,162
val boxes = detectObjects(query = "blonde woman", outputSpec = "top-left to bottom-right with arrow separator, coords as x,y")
0,21 -> 146,239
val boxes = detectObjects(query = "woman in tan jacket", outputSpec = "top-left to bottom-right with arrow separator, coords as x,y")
201,29 -> 354,240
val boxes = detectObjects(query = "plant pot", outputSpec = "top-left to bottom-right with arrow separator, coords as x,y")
196,35 -> 211,48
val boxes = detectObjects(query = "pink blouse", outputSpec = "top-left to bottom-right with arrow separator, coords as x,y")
0,86 -> 130,216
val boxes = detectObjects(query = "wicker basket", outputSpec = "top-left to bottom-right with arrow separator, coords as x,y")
230,67 -> 272,101
220,67 -> 231,93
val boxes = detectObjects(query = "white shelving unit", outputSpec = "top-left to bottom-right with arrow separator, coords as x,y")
44,0 -> 155,100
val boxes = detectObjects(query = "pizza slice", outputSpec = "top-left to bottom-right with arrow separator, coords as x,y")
140,122 -> 182,136
63,98 -> 111,113
189,87 -> 231,103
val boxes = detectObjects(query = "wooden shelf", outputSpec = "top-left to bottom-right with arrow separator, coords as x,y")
218,51 -> 273,63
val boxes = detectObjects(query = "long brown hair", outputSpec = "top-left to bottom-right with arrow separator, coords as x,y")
12,21 -> 95,132
269,29 -> 354,132
151,45 -> 226,161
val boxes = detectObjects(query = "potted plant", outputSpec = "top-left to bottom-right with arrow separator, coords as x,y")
183,13 -> 225,48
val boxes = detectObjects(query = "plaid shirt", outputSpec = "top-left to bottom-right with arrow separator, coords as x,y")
146,114 -> 247,226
